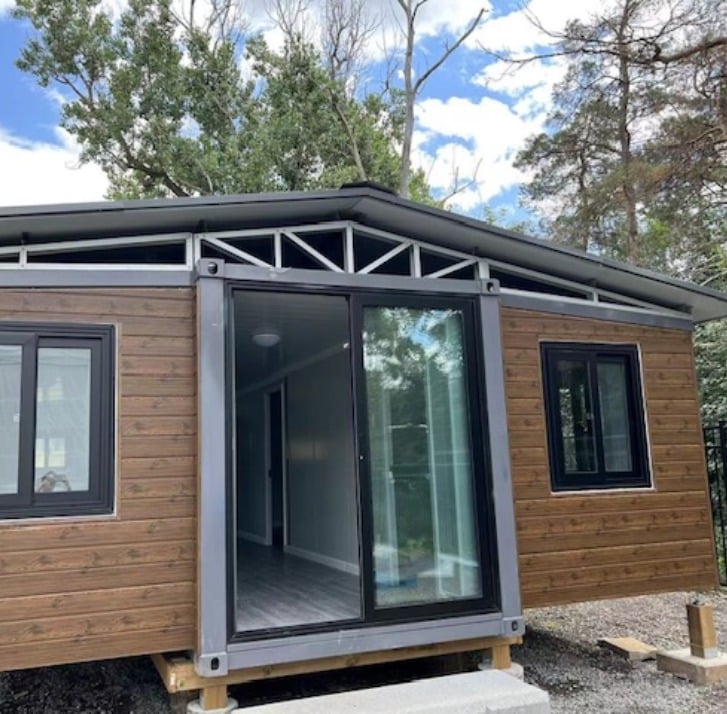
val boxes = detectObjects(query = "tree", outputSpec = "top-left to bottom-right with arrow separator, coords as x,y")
510,0 -> 726,270
392,1 -> 485,198
12,0 -> 424,199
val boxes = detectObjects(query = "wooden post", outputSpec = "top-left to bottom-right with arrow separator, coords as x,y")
491,643 -> 511,670
687,601 -> 718,659
200,685 -> 228,711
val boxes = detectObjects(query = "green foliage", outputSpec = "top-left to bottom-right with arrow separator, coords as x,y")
515,0 -> 726,272
13,0 -> 428,200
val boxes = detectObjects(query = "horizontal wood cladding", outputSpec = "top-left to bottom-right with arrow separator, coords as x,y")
0,288 -> 197,671
502,307 -> 719,607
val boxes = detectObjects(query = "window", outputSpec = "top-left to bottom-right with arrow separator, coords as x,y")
541,343 -> 650,491
0,324 -> 114,518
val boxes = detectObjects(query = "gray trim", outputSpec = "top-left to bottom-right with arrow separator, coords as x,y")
0,268 -> 193,288
195,259 -> 230,677
501,292 -> 694,331
2,186 -> 727,321
226,612 -> 505,669
220,264 -> 499,296
479,297 -> 523,633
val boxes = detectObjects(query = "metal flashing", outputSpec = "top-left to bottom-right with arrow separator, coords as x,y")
501,292 -> 694,330
1,187 -> 726,321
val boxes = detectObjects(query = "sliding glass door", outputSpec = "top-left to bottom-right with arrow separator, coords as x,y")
357,296 -> 495,618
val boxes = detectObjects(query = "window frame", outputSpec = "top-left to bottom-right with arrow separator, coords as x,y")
540,342 -> 650,492
0,322 -> 115,519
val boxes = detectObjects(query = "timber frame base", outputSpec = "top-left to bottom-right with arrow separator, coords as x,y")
152,636 -> 521,711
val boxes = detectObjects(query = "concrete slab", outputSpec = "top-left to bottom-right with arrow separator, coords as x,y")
233,670 -> 550,713
598,637 -> 657,662
187,697 -> 238,714
656,648 -> 727,685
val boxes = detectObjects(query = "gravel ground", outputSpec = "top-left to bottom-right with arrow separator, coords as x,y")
1,588 -> 725,713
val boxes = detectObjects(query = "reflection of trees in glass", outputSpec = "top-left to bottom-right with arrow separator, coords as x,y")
364,307 -> 480,605
363,308 -> 463,391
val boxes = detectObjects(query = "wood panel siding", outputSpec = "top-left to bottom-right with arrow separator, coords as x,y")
0,288 -> 196,671
502,308 -> 720,607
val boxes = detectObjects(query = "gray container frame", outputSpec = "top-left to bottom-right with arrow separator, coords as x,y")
195,259 -> 523,676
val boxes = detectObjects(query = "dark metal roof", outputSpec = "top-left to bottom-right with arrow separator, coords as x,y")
1,186 -> 726,322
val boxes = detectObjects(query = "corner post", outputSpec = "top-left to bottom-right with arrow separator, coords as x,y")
478,280 -> 524,637
195,258 -> 230,676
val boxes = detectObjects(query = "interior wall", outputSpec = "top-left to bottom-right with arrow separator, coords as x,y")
286,348 -> 359,571
236,389 -> 267,542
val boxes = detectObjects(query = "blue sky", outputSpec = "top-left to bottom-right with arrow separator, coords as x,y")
0,1 -> 604,215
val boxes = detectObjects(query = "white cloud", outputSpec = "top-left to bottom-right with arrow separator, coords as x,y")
0,1 -> 14,15
0,127 -> 108,208
414,94 -> 542,209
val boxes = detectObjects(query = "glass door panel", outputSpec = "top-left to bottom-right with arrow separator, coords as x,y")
362,305 -> 482,609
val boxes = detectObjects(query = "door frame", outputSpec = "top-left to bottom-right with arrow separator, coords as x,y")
195,259 -> 523,676
264,384 -> 287,548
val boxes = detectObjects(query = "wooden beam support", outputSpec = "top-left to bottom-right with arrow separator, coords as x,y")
687,601 -> 718,659
152,636 -> 522,694
491,643 -> 512,670
200,685 -> 228,711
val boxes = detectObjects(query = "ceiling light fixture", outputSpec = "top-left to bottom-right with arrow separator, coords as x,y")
252,329 -> 281,348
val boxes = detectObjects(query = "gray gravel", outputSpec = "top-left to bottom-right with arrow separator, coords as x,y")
518,588 -> 727,713
1,589 -> 725,712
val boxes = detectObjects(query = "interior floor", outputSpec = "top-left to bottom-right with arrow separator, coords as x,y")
236,540 -> 361,632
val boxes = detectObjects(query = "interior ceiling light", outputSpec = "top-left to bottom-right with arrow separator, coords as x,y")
252,328 -> 281,348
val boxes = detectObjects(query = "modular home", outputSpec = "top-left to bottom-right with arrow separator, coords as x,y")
0,185 -> 722,706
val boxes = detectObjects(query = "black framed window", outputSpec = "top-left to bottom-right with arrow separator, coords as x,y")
0,323 -> 114,518
541,342 -> 650,491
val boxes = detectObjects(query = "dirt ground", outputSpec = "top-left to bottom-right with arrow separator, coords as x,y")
1,589 -> 726,712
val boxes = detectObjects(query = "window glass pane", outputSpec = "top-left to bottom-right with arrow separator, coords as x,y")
597,360 -> 633,472
363,306 -> 481,608
554,359 -> 596,473
35,348 -> 91,493
0,345 -> 22,495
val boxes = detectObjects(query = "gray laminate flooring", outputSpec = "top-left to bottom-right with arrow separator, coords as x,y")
236,541 -> 361,632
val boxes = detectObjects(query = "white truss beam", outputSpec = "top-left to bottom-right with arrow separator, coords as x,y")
283,231 -> 343,273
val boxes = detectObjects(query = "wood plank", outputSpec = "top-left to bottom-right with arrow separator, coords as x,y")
121,376 -> 196,397
516,506 -> 710,537
0,291 -> 194,318
153,636 -> 523,693
523,555 -> 715,592
0,627 -> 194,673
597,637 -> 657,662
120,416 -> 196,437
508,431 -> 548,449
519,539 -> 713,573
0,540 -> 195,575
522,571 -> 718,608
120,355 -> 196,377
121,496 -> 196,520
0,603 -> 195,646
122,456 -> 196,479
501,329 -> 691,350
515,491 -> 707,516
121,396 -> 196,417
121,435 -> 196,458
504,398 -> 544,416
0,582 -> 195,623
1,561 -> 196,598
0,517 -> 195,553
518,524 -> 714,555
121,477 -> 196,499
122,336 -> 195,356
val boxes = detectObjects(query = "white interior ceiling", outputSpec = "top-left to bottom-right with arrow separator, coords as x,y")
233,290 -> 350,390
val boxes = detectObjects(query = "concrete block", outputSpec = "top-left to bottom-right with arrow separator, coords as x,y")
187,697 -> 238,714
479,660 -> 525,680
656,648 -> 727,685
234,670 -> 550,713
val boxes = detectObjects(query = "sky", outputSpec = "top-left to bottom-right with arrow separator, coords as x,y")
0,0 -> 606,217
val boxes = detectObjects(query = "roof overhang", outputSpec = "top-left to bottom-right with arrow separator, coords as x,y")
1,187 -> 726,322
